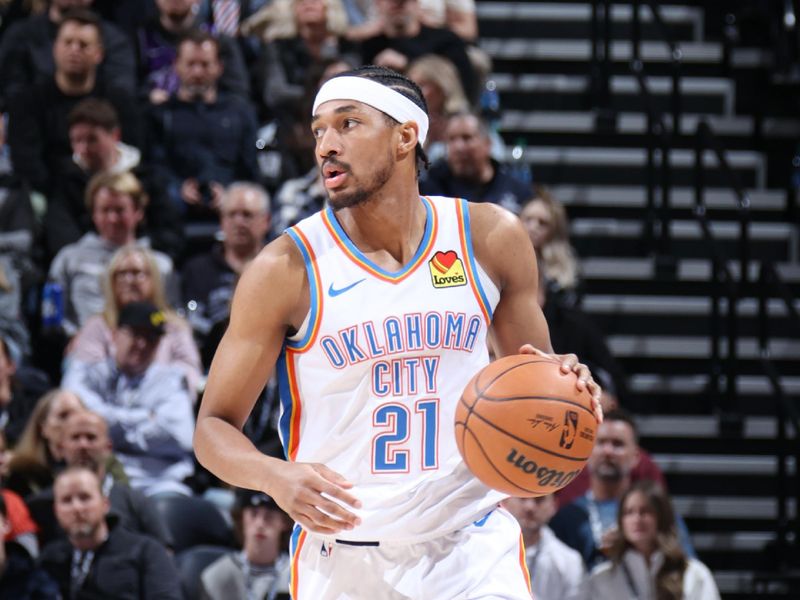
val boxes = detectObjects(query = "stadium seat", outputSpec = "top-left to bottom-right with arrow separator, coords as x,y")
152,495 -> 235,553
175,544 -> 231,600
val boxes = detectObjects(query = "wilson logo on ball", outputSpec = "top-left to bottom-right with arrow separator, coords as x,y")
506,448 -> 581,488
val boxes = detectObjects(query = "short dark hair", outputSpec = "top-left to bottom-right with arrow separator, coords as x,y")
603,408 -> 638,444
177,29 -> 221,59
330,65 -> 431,172
57,8 -> 103,45
447,111 -> 491,139
68,98 -> 120,132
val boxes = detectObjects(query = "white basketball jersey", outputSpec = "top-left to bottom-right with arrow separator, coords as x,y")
278,196 -> 505,542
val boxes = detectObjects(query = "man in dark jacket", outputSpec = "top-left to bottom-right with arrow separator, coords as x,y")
0,0 -> 136,108
6,9 -> 140,198
39,465 -> 181,599
421,112 -> 532,214
146,31 -> 258,221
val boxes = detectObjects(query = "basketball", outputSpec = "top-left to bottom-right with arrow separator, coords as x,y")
455,354 -> 598,497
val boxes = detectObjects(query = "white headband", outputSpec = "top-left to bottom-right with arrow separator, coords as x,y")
312,76 -> 429,146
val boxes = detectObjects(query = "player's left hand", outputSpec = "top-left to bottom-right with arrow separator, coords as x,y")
518,344 -> 604,423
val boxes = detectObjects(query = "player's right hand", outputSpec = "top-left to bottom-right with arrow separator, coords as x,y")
268,462 -> 362,535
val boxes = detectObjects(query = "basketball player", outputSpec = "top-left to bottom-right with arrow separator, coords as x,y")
194,66 -> 602,599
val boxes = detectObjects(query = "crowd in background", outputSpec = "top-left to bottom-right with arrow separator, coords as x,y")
0,0 -> 719,598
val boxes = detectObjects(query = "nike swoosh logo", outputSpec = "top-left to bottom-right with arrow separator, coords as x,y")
328,278 -> 366,297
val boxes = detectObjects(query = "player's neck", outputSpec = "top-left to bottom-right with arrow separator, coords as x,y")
590,476 -> 630,502
336,183 -> 426,267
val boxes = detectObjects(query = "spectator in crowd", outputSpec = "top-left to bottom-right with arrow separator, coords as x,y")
146,31 -> 259,220
0,0 -> 136,107
39,465 -> 181,599
521,188 -> 582,306
550,410 -> 694,571
196,0 -> 270,36
69,245 -> 202,392
182,182 -> 270,365
47,171 -> 175,339
504,494 -> 584,600
584,480 -> 720,600
248,0 -> 355,118
200,488 -> 291,600
46,98 -> 183,260
6,389 -> 84,498
0,336 -> 33,445
407,53 -> 468,163
62,301 -> 195,496
0,110 -> 42,354
0,492 -> 59,599
420,112 -> 532,214
135,0 -> 251,104
6,9 -> 140,198
359,0 -> 476,100
25,409 -> 173,548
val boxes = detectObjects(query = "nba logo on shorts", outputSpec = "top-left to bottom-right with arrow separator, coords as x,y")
320,542 -> 332,557
559,411 -> 579,450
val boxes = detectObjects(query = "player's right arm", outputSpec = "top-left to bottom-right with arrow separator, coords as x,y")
193,235 -> 362,534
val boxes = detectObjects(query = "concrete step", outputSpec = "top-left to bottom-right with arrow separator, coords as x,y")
493,73 -> 735,116
477,2 -> 702,42
517,145 -> 766,188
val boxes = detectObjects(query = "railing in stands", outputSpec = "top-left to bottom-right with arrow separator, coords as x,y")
757,262 -> 800,565
590,1 -> 685,267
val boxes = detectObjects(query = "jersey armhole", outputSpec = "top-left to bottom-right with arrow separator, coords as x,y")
284,227 -> 322,352
456,198 -> 500,323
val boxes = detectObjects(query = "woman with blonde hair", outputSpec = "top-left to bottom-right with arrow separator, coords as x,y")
584,480 -> 720,600
407,54 -> 469,163
6,389 -> 84,498
520,187 -> 581,305
68,245 -> 202,392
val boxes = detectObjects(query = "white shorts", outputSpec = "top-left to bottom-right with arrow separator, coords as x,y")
288,507 -> 533,599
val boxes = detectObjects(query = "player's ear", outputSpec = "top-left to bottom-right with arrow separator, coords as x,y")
396,121 -> 420,156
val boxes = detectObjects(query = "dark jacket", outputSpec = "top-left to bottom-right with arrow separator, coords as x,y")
0,13 -> 136,108
420,158 -> 532,214
39,516 -> 181,600
146,92 -> 258,212
0,541 -> 60,600
6,78 -> 140,196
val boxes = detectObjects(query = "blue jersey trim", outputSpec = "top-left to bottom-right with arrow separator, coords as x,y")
324,196 -> 434,279
285,227 -> 320,350
459,198 -> 494,321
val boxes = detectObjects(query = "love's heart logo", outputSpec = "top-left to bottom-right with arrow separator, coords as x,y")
431,250 -> 458,273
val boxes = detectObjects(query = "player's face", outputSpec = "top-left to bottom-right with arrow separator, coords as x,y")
621,491 -> 658,554
311,100 -> 396,211
53,22 -> 103,77
54,471 -> 109,539
445,115 -> 491,179
587,420 -> 639,481
92,188 -> 144,245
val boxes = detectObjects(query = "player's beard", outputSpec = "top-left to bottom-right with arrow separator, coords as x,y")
327,151 -> 395,211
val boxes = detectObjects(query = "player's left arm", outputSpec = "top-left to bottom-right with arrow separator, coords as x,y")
469,202 -> 603,420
